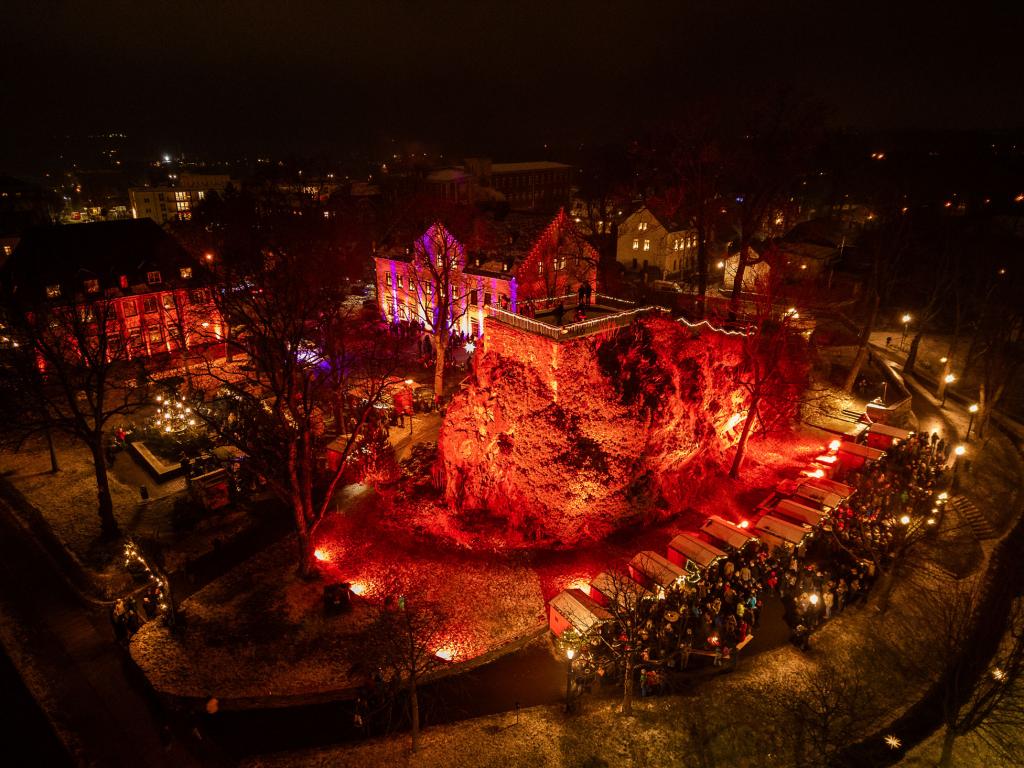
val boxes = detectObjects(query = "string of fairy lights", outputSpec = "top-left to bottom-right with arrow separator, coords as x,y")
122,539 -> 170,613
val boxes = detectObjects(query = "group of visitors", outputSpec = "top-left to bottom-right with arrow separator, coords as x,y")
569,428 -> 954,700
110,584 -> 163,643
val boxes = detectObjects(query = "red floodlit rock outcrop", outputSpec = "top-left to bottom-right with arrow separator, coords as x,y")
435,314 -> 768,548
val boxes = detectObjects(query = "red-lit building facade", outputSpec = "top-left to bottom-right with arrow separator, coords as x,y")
1,219 -> 222,362
372,209 -> 599,337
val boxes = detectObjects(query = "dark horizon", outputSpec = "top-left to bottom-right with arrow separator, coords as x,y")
3,2 -> 1024,171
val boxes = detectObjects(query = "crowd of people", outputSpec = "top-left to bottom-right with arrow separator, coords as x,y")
569,428 -> 953,699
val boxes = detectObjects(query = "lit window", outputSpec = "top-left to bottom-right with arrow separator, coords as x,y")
122,300 -> 138,317
176,201 -> 190,212
148,326 -> 163,344
638,221 -> 647,231
397,275 -> 403,288
143,296 -> 158,314
147,271 -> 162,284
538,261 -> 543,275
180,267 -> 192,279
162,294 -> 176,310
632,238 -> 639,250
175,191 -> 188,202
84,279 -> 100,293
2,245 -> 11,257
46,285 -> 61,298
385,272 -> 392,287
643,239 -> 651,251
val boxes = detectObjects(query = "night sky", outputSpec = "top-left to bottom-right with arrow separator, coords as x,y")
3,1 -> 1023,167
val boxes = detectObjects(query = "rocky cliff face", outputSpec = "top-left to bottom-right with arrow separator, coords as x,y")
434,316 -> 756,548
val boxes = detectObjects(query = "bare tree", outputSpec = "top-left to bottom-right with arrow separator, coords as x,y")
758,661 -> 883,767
725,93 -> 821,308
1,292 -> 148,538
404,222 -> 472,400
586,568 -> 660,716
362,584 -> 450,752
196,249 -> 404,575
729,274 -> 810,479
843,213 -> 909,392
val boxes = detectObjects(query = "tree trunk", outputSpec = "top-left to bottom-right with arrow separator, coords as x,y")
45,424 -> 59,474
410,677 -> 421,751
730,244 -> 749,308
88,437 -> 119,539
433,330 -> 447,404
904,331 -> 924,374
622,655 -> 634,716
729,397 -> 759,479
938,728 -> 957,768
874,564 -> 897,613
293,502 -> 316,578
843,292 -> 880,393
696,223 -> 708,318
225,322 -> 234,363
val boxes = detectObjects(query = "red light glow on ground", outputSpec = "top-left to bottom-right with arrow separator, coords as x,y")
433,643 -> 458,661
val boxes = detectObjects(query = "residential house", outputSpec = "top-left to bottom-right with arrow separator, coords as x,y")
1,219 -> 222,362
373,209 -> 598,337
615,205 -> 698,280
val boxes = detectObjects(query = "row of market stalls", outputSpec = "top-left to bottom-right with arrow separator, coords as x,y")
548,421 -> 915,640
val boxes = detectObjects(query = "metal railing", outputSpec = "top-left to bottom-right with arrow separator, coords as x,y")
485,303 -> 670,341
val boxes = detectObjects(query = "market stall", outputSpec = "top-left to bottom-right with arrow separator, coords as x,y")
548,588 -> 613,638
865,423 -> 914,450
667,533 -> 728,571
589,571 -> 653,612
700,515 -> 759,551
772,498 -> 827,528
628,551 -> 687,592
754,514 -> 813,555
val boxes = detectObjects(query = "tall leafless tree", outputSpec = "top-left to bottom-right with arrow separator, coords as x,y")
196,248 -> 404,575
1,292 -> 149,538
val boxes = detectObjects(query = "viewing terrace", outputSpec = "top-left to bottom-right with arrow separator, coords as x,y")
485,293 -> 751,341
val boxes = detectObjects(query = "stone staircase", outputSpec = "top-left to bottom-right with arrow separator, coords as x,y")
949,495 -> 996,540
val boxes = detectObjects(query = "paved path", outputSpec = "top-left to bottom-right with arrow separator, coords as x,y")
0,499 -> 200,767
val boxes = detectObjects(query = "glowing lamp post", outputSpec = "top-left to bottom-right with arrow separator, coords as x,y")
967,404 -> 979,441
953,444 -> 966,491
940,374 -> 956,407
900,314 -> 912,351
564,647 -> 576,713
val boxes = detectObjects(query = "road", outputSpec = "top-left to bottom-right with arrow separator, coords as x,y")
0,499 -> 199,767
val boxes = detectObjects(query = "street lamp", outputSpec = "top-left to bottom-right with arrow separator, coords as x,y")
900,314 -> 912,350
953,444 -> 966,491
967,404 -> 979,441
941,374 -> 956,407
564,647 -> 576,713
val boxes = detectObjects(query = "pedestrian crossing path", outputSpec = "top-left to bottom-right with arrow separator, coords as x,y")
949,495 -> 996,540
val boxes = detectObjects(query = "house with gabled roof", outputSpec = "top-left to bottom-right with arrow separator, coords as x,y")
372,209 -> 598,337
615,204 -> 699,280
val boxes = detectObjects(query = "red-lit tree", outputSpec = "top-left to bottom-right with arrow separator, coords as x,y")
728,273 -> 810,479
196,248 -> 404,576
